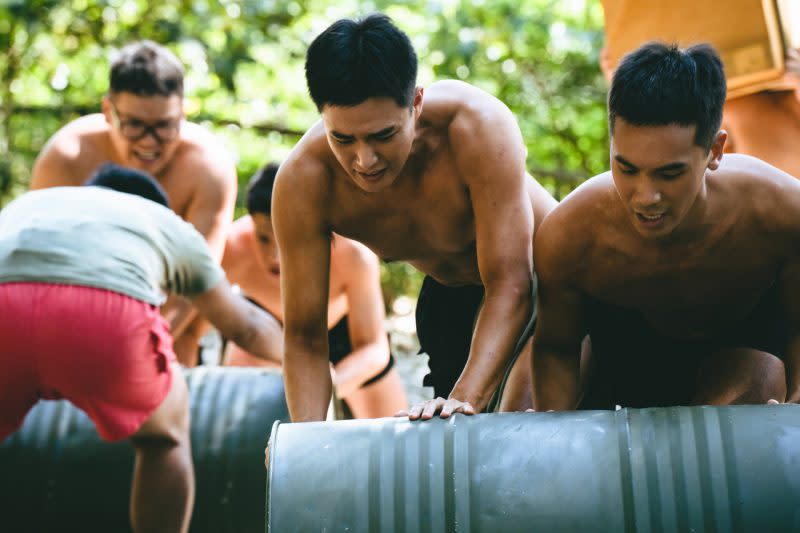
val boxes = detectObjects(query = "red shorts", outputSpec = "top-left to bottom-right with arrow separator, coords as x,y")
0,282 -> 175,442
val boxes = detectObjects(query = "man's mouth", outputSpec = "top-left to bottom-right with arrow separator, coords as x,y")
132,149 -> 161,163
635,211 -> 666,226
357,168 -> 387,182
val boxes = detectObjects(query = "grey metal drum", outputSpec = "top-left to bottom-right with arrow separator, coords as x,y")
0,366 -> 288,532
266,406 -> 800,532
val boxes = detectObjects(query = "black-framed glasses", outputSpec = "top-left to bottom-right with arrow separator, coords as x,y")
109,100 -> 181,143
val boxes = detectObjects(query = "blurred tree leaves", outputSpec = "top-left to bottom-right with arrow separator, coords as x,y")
0,0 -> 609,302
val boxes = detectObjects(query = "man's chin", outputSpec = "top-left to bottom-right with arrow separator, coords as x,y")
128,157 -> 164,174
354,173 -> 396,192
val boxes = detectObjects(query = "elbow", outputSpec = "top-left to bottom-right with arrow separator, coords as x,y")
484,274 -> 534,311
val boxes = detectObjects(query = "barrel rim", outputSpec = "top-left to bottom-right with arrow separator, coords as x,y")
265,418 -> 283,531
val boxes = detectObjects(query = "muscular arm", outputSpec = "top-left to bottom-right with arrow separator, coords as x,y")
191,278 -> 282,363
778,163 -> 800,401
530,226 -> 587,411
448,92 -> 536,411
272,161 -> 333,422
331,243 -> 391,398
782,258 -> 800,403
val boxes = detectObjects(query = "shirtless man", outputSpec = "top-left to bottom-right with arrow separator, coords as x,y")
532,43 -> 797,411
220,162 -> 407,418
273,14 -> 557,422
30,40 -> 237,335
0,164 -> 281,533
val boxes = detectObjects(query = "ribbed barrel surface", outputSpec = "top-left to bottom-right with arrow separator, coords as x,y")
0,366 -> 288,532
267,406 -> 800,532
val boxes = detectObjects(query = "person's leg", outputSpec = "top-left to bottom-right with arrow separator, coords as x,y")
504,335 -> 595,411
343,365 -> 408,418
37,285 -> 191,533
498,336 -> 534,411
693,347 -> 786,405
129,365 -> 193,533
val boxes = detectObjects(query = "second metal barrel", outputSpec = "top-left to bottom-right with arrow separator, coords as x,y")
1,366 -> 288,532
267,406 -> 800,532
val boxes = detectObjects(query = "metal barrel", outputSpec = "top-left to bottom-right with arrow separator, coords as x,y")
0,366 -> 288,532
267,406 -> 800,532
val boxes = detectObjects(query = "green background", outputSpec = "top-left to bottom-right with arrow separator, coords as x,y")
0,0 -> 610,305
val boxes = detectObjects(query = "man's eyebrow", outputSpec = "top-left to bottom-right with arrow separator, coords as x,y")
330,126 -> 396,140
368,126 -> 396,138
613,155 -> 687,172
614,155 -> 637,168
654,162 -> 687,172
330,130 -> 353,139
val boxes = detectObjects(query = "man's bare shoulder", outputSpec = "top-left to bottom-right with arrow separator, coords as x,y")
331,235 -> 379,273
222,216 -> 255,274
33,114 -> 110,183
169,122 -> 237,189
277,121 -> 337,199
225,216 -> 254,255
714,154 -> 800,234
423,80 -> 516,137
535,173 -> 616,279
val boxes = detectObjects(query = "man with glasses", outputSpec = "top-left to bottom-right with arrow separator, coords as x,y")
31,40 -> 237,340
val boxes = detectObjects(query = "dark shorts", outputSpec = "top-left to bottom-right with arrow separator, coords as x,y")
243,298 -> 394,388
415,275 -> 537,402
582,281 -> 786,408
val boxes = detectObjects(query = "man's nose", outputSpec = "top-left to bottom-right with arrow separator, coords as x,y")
137,128 -> 162,146
633,178 -> 662,206
355,144 -> 378,170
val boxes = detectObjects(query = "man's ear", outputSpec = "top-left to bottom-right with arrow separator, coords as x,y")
412,86 -> 424,120
101,95 -> 113,125
707,130 -> 727,170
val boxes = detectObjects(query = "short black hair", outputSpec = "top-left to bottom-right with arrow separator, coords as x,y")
246,162 -> 280,216
305,14 -> 418,111
110,40 -> 184,97
85,163 -> 171,208
608,42 -> 726,150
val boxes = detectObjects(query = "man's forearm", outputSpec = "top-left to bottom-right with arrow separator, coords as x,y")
284,341 -> 333,422
532,344 -> 580,411
449,281 -> 532,410
333,341 -> 389,398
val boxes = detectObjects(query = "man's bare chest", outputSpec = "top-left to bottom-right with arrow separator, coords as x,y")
583,233 -> 779,335
331,183 -> 475,261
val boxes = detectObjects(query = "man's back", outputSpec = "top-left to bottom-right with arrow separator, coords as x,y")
0,187 -> 222,305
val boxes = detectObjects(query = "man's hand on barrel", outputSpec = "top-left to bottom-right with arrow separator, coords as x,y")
396,397 -> 476,420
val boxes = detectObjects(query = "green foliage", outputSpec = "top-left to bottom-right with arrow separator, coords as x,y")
0,0 -> 608,302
